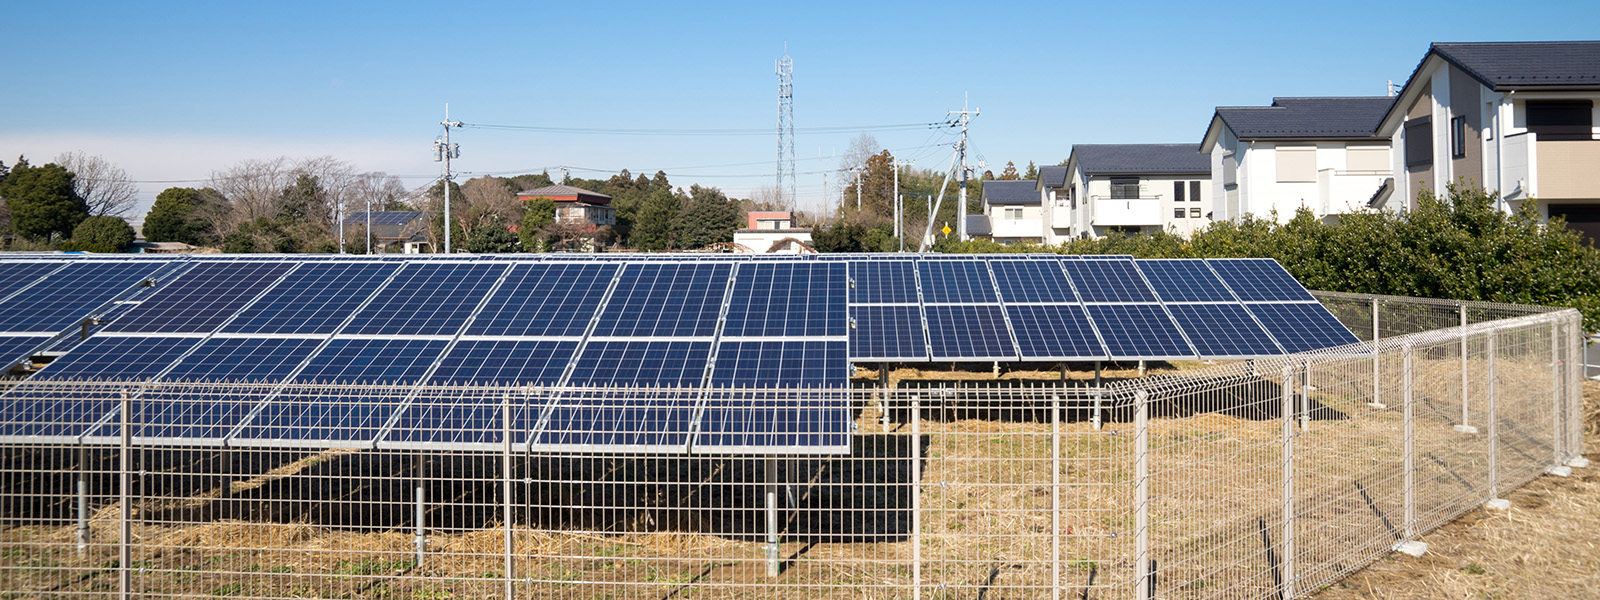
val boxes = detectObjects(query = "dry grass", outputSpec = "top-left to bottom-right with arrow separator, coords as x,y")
1312,379 -> 1600,600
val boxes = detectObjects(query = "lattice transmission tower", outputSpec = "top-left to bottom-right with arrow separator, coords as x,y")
775,49 -> 795,210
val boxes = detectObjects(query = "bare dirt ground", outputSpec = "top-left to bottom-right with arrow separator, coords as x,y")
1314,379 -> 1600,600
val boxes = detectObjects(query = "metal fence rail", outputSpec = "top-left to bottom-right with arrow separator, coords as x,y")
0,298 -> 1586,599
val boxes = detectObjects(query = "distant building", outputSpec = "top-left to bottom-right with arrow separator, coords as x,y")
1201,97 -> 1396,223
1378,41 -> 1600,245
1062,144 -> 1212,238
344,211 -> 430,253
979,179 -> 1043,244
733,211 -> 814,253
516,184 -> 616,227
1036,165 -> 1072,244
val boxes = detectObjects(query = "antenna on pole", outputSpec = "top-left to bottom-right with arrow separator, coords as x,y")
435,103 -> 463,253
948,98 -> 980,242
776,46 -> 796,211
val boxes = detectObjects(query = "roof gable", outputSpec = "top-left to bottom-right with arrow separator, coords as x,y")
1071,144 -> 1209,176
1434,41 -> 1600,90
983,179 -> 1040,205
1213,97 -> 1394,140
1035,166 -> 1070,189
517,184 -> 614,203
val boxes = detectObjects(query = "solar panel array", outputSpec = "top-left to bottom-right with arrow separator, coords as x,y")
0,254 -> 1358,455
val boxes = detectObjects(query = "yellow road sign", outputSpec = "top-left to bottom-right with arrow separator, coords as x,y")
941,225 -> 952,236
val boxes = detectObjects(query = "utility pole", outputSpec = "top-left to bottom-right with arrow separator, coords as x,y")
851,166 -> 864,210
434,103 -> 462,254
366,196 -> 373,255
894,158 -> 914,251
948,101 -> 979,241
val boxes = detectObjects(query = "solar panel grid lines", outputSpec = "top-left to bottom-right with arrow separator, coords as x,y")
1163,304 -> 1284,358
720,261 -> 847,338
464,262 -> 619,337
1005,304 -> 1107,361
0,261 -> 72,304
102,261 -> 299,334
1060,259 -> 1159,303
222,261 -> 401,335
916,259 -> 999,304
1125,260 -> 1202,359
847,305 -> 927,360
114,337 -> 328,443
982,260 -> 1026,360
0,335 -> 206,443
1134,259 -> 1237,303
592,262 -> 734,338
1244,301 -> 1364,354
0,335 -> 52,372
0,261 -> 171,334
1048,258 -> 1115,362
549,264 -> 629,389
1207,258 -> 1318,302
342,262 -> 512,336
989,258 -> 1077,303
924,304 -> 1018,361
846,260 -> 918,304
1083,304 -> 1197,359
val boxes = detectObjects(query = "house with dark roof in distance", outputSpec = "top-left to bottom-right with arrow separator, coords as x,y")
1378,41 -> 1600,245
1062,144 -> 1212,239
343,211 -> 431,253
1200,96 -> 1395,223
979,179 -> 1043,244
1034,165 -> 1073,243
516,184 -> 617,251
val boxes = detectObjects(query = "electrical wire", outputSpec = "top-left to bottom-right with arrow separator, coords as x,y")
464,121 -> 943,136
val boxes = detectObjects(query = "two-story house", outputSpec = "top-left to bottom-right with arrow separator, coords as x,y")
733,211 -> 814,253
515,184 -> 618,227
979,179 -> 1044,244
1036,166 -> 1072,244
1201,97 -> 1396,223
1378,41 -> 1600,244
1062,144 -> 1211,238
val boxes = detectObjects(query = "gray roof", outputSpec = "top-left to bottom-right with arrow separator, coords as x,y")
1431,41 -> 1600,90
1072,144 -> 1210,176
1215,97 -> 1394,139
964,214 -> 992,237
1036,166 -> 1070,188
983,180 -> 1040,205
517,184 -> 613,200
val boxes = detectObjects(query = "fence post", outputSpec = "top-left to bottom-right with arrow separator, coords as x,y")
912,393 -> 923,600
1460,303 -> 1471,431
1299,359 -> 1311,432
415,484 -> 426,568
1487,333 -> 1506,509
1051,393 -> 1061,600
1135,389 -> 1151,600
1395,343 -> 1427,556
1281,365 -> 1297,599
118,390 -> 131,600
1369,297 -> 1384,409
765,456 -> 781,577
1570,320 -> 1590,469
76,445 -> 89,557
502,392 -> 514,600
1551,320 -> 1568,474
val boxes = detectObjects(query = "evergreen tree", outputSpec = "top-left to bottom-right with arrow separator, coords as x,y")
0,161 -> 88,241
999,161 -> 1021,180
673,185 -> 741,250
631,189 -> 680,250
62,216 -> 135,252
1023,161 -> 1038,180
144,187 -> 219,245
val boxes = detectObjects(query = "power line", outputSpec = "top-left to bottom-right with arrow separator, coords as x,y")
463,121 -> 940,136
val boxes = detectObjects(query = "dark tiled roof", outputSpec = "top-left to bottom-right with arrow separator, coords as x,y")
517,184 -> 613,200
1432,41 -> 1600,90
1072,144 -> 1209,175
1215,97 -> 1394,139
983,180 -> 1040,205
965,214 -> 992,237
1036,166 -> 1069,188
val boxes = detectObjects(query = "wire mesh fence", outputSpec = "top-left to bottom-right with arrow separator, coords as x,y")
0,297 -> 1587,599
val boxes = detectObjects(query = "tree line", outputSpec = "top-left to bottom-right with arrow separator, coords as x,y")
0,154 -> 141,252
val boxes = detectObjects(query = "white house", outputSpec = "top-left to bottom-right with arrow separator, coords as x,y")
978,179 -> 1044,244
1201,97 -> 1396,223
1035,165 -> 1072,244
1062,144 -> 1212,239
732,211 -> 814,253
1378,41 -> 1600,245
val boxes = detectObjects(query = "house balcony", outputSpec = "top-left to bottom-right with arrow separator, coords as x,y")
1316,169 -> 1393,215
1049,201 -> 1074,228
1091,197 -> 1162,227
991,217 -> 1044,240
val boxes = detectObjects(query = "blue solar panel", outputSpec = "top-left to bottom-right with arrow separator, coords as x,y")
567,340 -> 712,387
465,263 -> 618,337
429,340 -> 577,385
990,259 -> 1076,303
0,262 -> 66,299
164,337 -> 321,383
343,263 -> 509,336
847,260 -> 919,303
223,262 -> 399,334
592,263 -> 732,337
849,305 -> 927,360
709,341 -> 847,388
104,261 -> 295,334
1207,259 -> 1316,302
693,396 -> 851,454
1165,304 -> 1283,357
1006,305 -> 1106,360
0,336 -> 203,441
383,395 -> 544,449
1061,260 -> 1158,303
293,338 -> 448,385
0,262 -> 165,333
344,211 -> 423,226
722,263 -> 846,337
925,305 -> 1016,360
535,393 -> 698,452
233,338 -> 450,445
1244,302 -> 1362,353
917,260 -> 998,303
1084,305 -> 1194,358
1135,259 -> 1236,302
125,337 -> 324,441
32,335 -> 201,381
0,336 -> 48,367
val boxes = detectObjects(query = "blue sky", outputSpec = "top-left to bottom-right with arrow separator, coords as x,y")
3,0 -> 1597,217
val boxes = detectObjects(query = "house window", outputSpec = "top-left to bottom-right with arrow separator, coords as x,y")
1526,100 -> 1594,141
1110,178 -> 1140,199
1173,181 -> 1186,202
1173,208 -> 1185,219
1347,145 -> 1389,172
1404,117 -> 1433,167
1190,207 -> 1201,218
1070,185 -> 1077,209
1276,146 -> 1316,182
1004,207 -> 1023,220
1190,181 -> 1201,203
1450,116 -> 1467,158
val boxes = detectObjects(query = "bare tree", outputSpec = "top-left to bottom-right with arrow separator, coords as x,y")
54,152 -> 139,217
208,156 -> 291,225
455,176 -> 524,247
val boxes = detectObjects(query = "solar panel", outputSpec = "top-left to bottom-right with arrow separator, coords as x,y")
292,338 -> 449,385
990,259 -> 1076,303
1244,302 -> 1363,353
1135,259 -> 1237,302
592,263 -> 732,337
567,340 -> 712,387
232,338 -> 450,446
693,395 -> 851,454
709,340 -> 847,387
1006,305 -> 1106,360
0,336 -> 204,442
721,262 -> 846,337
1165,304 -> 1283,357
1207,259 -> 1316,302
848,305 -> 927,360
917,260 -> 998,303
0,262 -> 66,299
1084,304 -> 1195,358
104,261 -> 295,334
924,305 -> 1016,360
0,262 -> 165,333
534,391 -> 699,453
428,340 -> 577,385
124,337 -> 324,442
343,263 -> 509,336
345,211 -> 423,225
223,262 -> 400,334
1061,259 -> 1158,303
0,335 -> 49,368
847,260 -> 918,304
465,263 -> 618,337
30,335 -> 201,381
